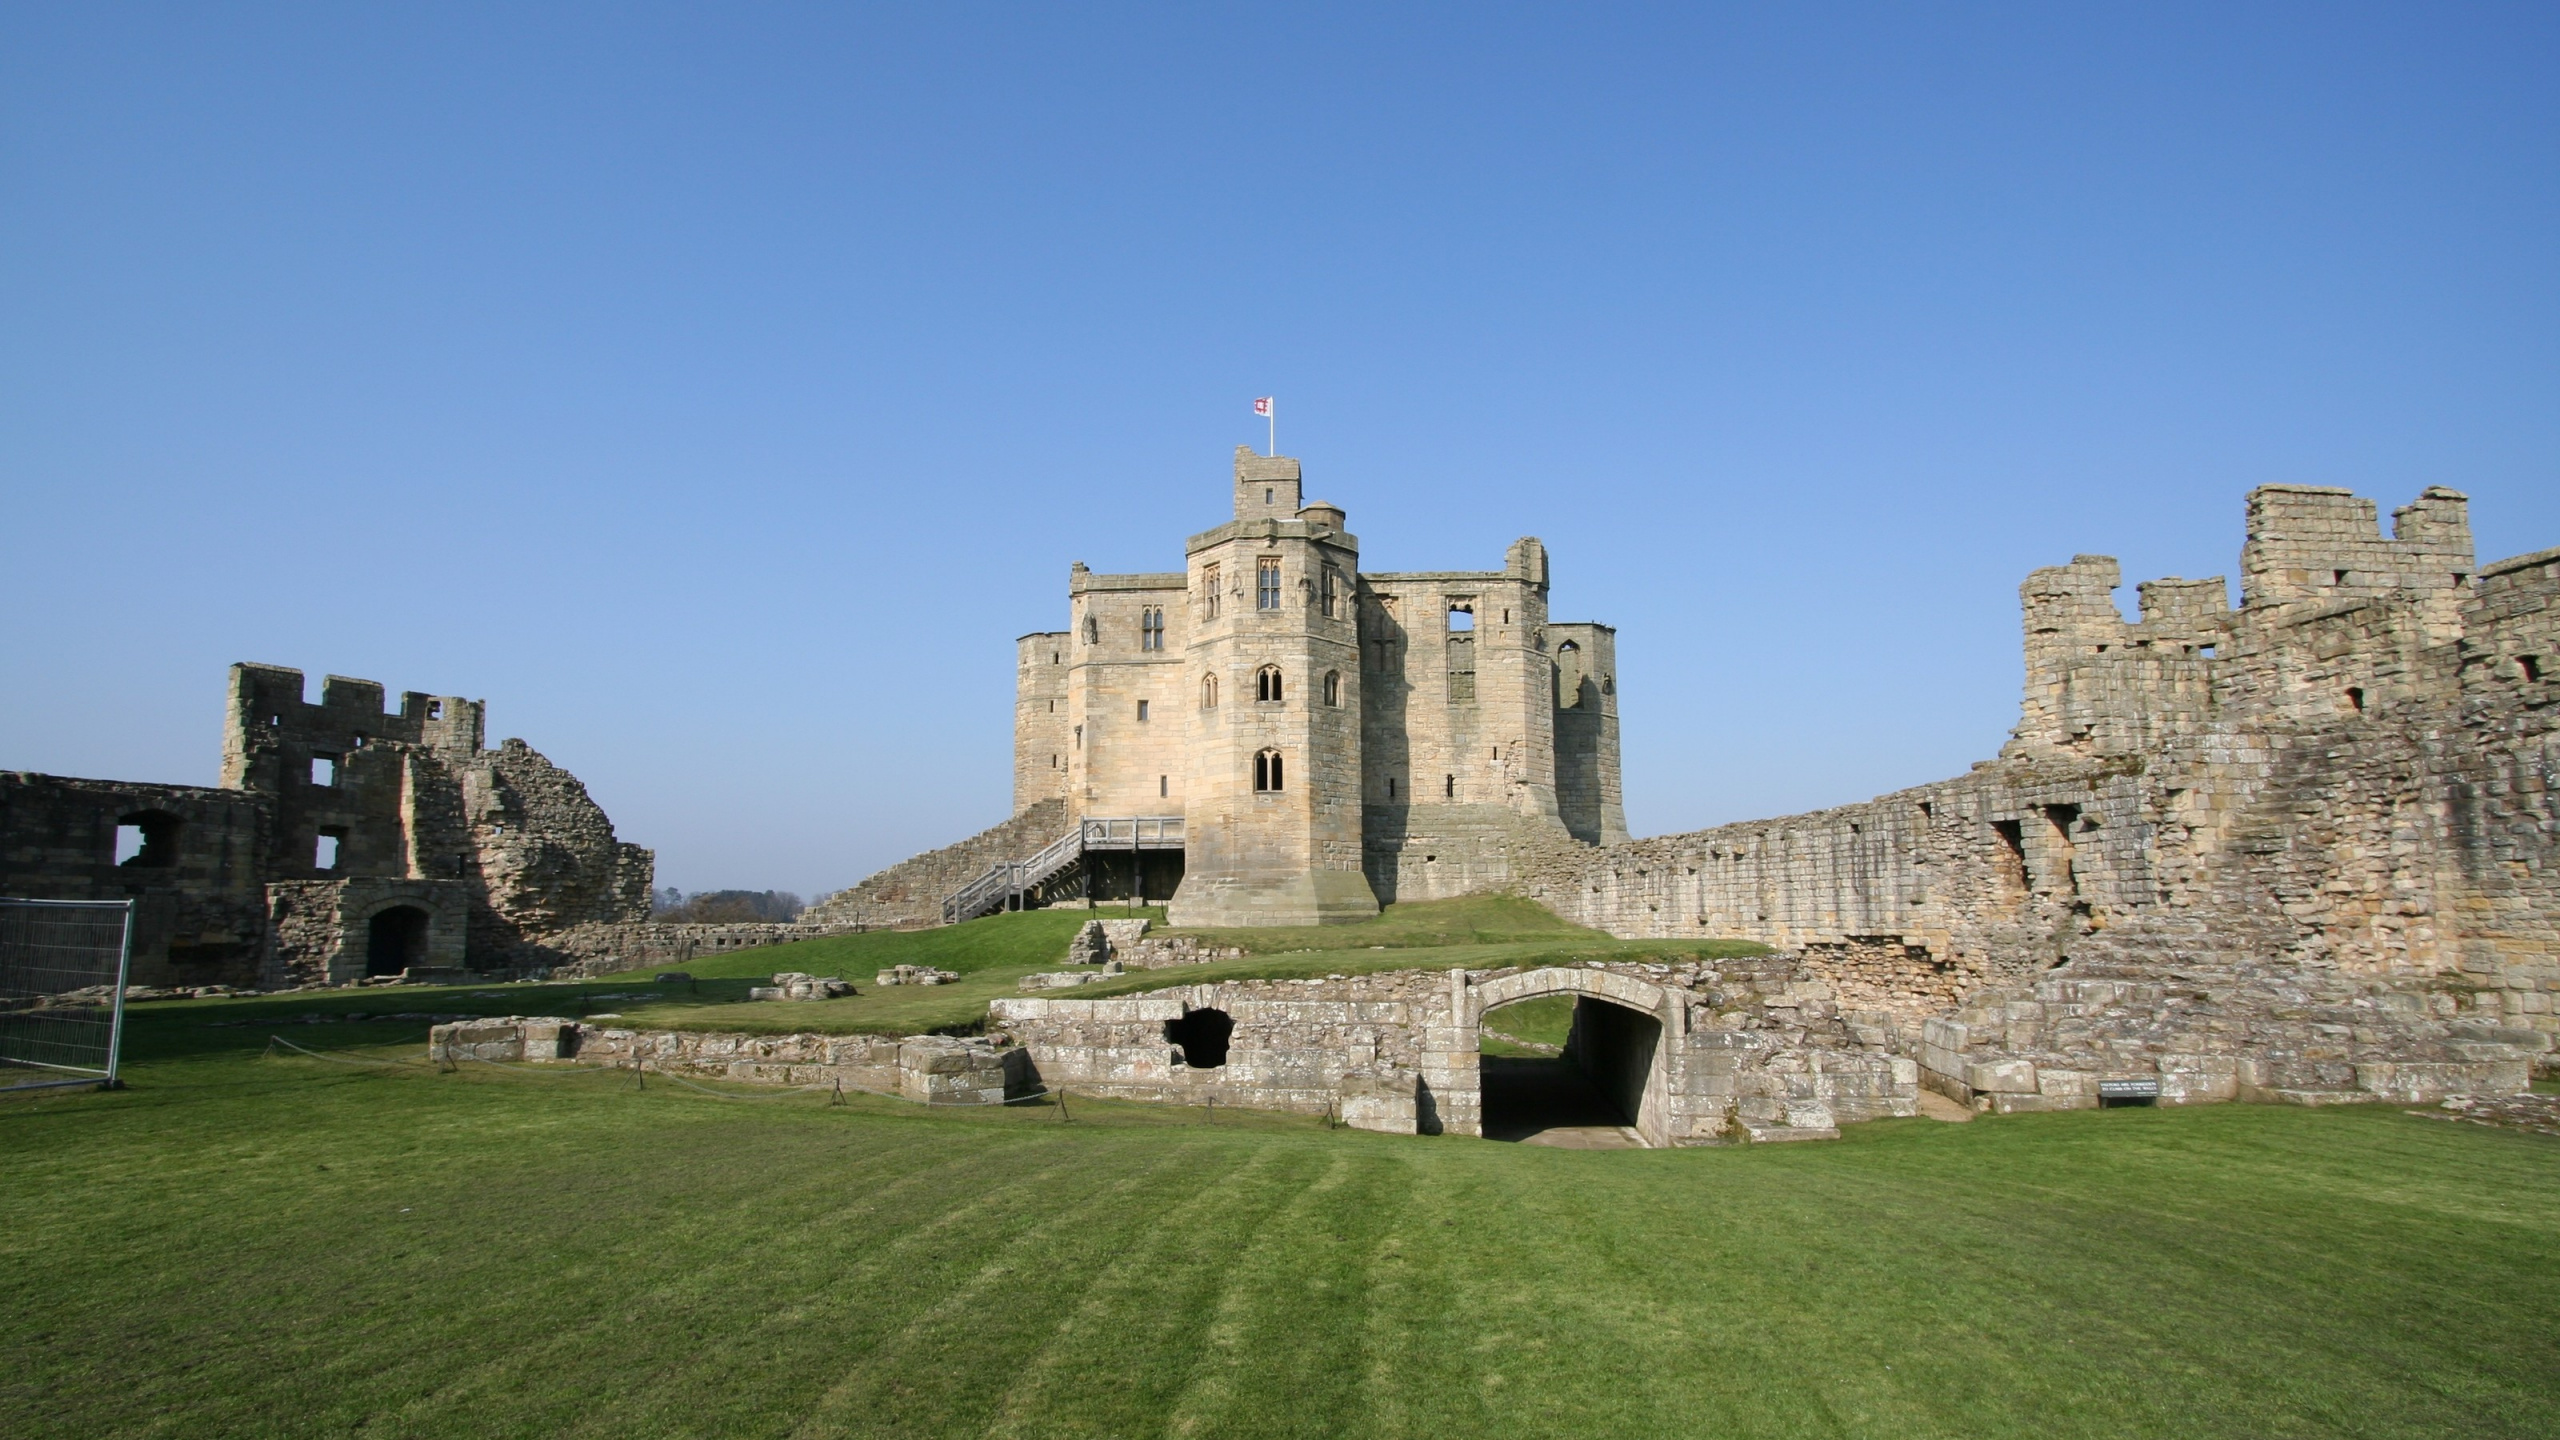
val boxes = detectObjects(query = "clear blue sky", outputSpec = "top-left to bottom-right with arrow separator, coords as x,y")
5,4 -> 2555,900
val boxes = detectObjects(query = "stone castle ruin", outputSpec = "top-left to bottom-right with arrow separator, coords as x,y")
1,664 -> 658,988
9,445 -> 2553,1140
822,455 -> 2556,1138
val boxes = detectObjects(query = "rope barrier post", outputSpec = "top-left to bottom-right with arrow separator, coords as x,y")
831,1076 -> 845,1107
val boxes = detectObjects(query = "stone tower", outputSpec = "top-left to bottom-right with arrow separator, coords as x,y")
1167,448 -> 1380,925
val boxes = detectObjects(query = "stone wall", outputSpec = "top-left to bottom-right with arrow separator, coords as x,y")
425,1016 -> 1025,1105
2,664 -> 654,986
1508,485 -> 2557,1103
802,798 -> 1069,930
990,958 -> 1917,1145
0,773 -> 270,987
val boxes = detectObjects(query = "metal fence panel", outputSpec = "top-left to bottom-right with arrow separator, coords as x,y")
0,898 -> 135,1091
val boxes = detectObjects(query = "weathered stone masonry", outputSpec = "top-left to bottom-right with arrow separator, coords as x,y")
1509,485 -> 2556,1107
4,664 -> 656,987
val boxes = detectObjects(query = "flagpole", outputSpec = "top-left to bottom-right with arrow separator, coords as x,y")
1268,402 -> 1276,457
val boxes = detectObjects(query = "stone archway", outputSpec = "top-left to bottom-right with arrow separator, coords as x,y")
1459,968 -> 1678,1147
365,905 -> 431,977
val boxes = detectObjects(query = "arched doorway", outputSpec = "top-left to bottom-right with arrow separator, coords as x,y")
1466,968 -> 1674,1147
365,906 -> 430,977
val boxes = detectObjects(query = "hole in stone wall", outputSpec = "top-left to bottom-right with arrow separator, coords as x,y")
311,755 -> 337,787
1164,1007 -> 1233,1068
114,811 -> 180,867
2346,686 -> 2365,714
2199,644 -> 2217,659
2521,655 -> 2543,683
315,831 -> 344,871
1447,605 -> 1474,631
1159,775 -> 1168,798
427,701 -> 443,720
1445,774 -> 1456,798
2333,570 -> 2349,586
1136,700 -> 1150,722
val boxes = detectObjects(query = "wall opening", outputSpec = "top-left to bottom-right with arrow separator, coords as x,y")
365,905 -> 430,977
315,830 -> 345,871
1447,604 -> 1474,631
1164,1007 -> 1233,1068
2345,686 -> 2365,714
311,756 -> 338,787
2039,804 -> 2081,899
1253,749 -> 1284,793
1202,673 -> 1218,708
1323,670 -> 1341,706
114,811 -> 181,868
2520,655 -> 2542,683
1136,700 -> 1150,722
1991,819 -> 2028,899
1257,557 -> 1282,610
1479,994 -> 1659,1146
1256,666 -> 1283,703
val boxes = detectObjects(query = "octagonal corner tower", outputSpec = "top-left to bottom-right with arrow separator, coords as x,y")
1165,448 -> 1381,925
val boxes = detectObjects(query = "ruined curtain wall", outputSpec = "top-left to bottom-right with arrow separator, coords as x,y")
1518,503 -> 2559,1054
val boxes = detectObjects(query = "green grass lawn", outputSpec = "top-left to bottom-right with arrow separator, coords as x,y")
3,1023 -> 2554,1439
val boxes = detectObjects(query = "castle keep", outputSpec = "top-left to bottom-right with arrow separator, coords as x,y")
817,446 -> 1626,929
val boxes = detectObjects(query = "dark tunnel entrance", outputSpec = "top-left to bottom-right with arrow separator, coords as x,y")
1479,994 -> 1662,1148
1164,1007 -> 1233,1068
365,906 -> 430,977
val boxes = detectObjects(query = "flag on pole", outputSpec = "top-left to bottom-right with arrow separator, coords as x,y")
1252,397 -> 1272,417
1253,397 -> 1275,456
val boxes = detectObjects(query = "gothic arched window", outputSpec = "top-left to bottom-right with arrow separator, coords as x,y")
1323,671 -> 1341,706
1255,666 -> 1283,703
1202,673 -> 1218,709
1253,749 -> 1285,793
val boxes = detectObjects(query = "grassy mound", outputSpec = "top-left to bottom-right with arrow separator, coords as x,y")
3,1036 -> 2554,1438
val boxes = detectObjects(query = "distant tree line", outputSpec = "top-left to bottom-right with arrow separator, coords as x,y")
651,888 -> 804,924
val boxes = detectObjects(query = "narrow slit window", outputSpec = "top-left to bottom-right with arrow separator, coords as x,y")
1445,774 -> 1456,798
1202,673 -> 1219,708
1386,777 -> 1396,800
1159,775 -> 1168,798
1136,700 -> 1150,722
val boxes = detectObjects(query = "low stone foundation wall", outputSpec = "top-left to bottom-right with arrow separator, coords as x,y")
990,959 -> 1923,1145
1916,962 -> 2548,1114
425,1017 -> 1024,1105
535,921 -> 873,979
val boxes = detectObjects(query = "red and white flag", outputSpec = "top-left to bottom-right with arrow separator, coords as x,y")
1252,397 -> 1273,417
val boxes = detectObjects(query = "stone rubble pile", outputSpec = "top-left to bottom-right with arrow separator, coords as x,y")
746,972 -> 856,1002
873,964 -> 960,987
